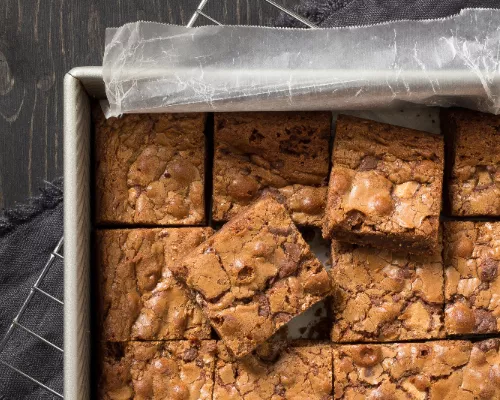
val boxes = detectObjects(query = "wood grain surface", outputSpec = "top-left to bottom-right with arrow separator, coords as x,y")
0,0 -> 301,209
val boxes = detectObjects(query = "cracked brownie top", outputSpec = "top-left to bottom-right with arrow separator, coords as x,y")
99,340 -> 217,400
214,341 -> 332,400
444,221 -> 500,335
334,339 -> 500,399
170,196 -> 331,358
441,108 -> 500,216
331,240 -> 444,342
213,112 -> 331,227
94,108 -> 206,225
97,228 -> 213,341
324,115 -> 444,254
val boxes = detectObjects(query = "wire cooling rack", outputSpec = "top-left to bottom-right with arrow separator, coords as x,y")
0,238 -> 64,398
0,1 -> 313,398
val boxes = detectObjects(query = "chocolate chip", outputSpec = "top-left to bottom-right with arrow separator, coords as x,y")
352,346 -> 382,367
182,347 -> 198,362
284,242 -> 302,262
479,258 -> 498,283
358,155 -> 379,171
278,259 -> 298,279
475,309 -> 497,333
274,384 -> 286,396
268,226 -> 293,236
476,339 -> 500,353
257,295 -> 270,317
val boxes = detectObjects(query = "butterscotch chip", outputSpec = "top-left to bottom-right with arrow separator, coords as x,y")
171,196 -> 331,358
214,341 -> 332,399
334,341 -> 479,399
330,240 -> 444,342
444,221 -> 500,335
323,115 -> 444,254
97,228 -> 213,341
94,107 -> 206,225
99,340 -> 216,399
441,108 -> 500,216
213,112 -> 331,227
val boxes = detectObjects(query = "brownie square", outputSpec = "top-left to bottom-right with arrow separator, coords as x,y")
98,340 -> 216,399
444,221 -> 500,335
94,108 -> 206,225
213,112 -> 331,227
323,115 -> 444,254
333,341 -> 477,399
441,108 -> 500,216
330,240 -> 444,342
170,196 -> 331,358
214,341 -> 332,399
96,228 -> 213,341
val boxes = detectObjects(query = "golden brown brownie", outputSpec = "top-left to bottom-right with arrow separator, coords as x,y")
94,108 -> 206,225
330,240 -> 444,342
444,221 -> 500,335
323,115 -> 444,254
214,341 -> 332,400
213,112 -> 331,227
441,108 -> 500,216
97,228 -> 213,341
99,340 -> 216,399
170,196 -> 331,358
334,340 -> 500,399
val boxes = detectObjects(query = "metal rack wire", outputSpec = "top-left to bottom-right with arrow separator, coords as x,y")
0,238 -> 64,398
0,1 -> 313,398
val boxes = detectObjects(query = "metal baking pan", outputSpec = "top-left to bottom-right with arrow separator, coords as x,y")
64,66 -> 104,400
63,66 -> 445,400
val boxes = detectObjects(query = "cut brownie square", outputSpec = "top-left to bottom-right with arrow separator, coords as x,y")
214,341 -> 332,399
94,107 -> 206,225
334,341 -> 475,399
330,240 -> 444,342
213,112 -> 331,227
170,196 -> 331,358
96,228 -> 213,341
444,221 -> 500,335
323,115 -> 444,254
98,340 -> 216,399
441,108 -> 500,216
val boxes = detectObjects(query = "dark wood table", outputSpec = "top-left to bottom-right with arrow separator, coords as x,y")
0,0 -> 301,209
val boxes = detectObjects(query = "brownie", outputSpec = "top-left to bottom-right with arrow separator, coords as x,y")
213,112 -> 331,227
214,341 -> 332,399
444,221 -> 500,335
323,115 -> 444,254
441,108 -> 500,216
97,228 -> 213,341
170,196 -> 331,358
99,340 -> 216,399
94,107 -> 206,225
334,340 -> 500,399
330,239 -> 444,342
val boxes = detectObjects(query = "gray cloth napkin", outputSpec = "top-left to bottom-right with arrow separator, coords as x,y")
1,1 -> 499,398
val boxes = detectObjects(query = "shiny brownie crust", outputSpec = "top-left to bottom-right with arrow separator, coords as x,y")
213,112 -> 331,227
171,196 -> 331,358
94,108 -> 206,225
323,115 -> 444,254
